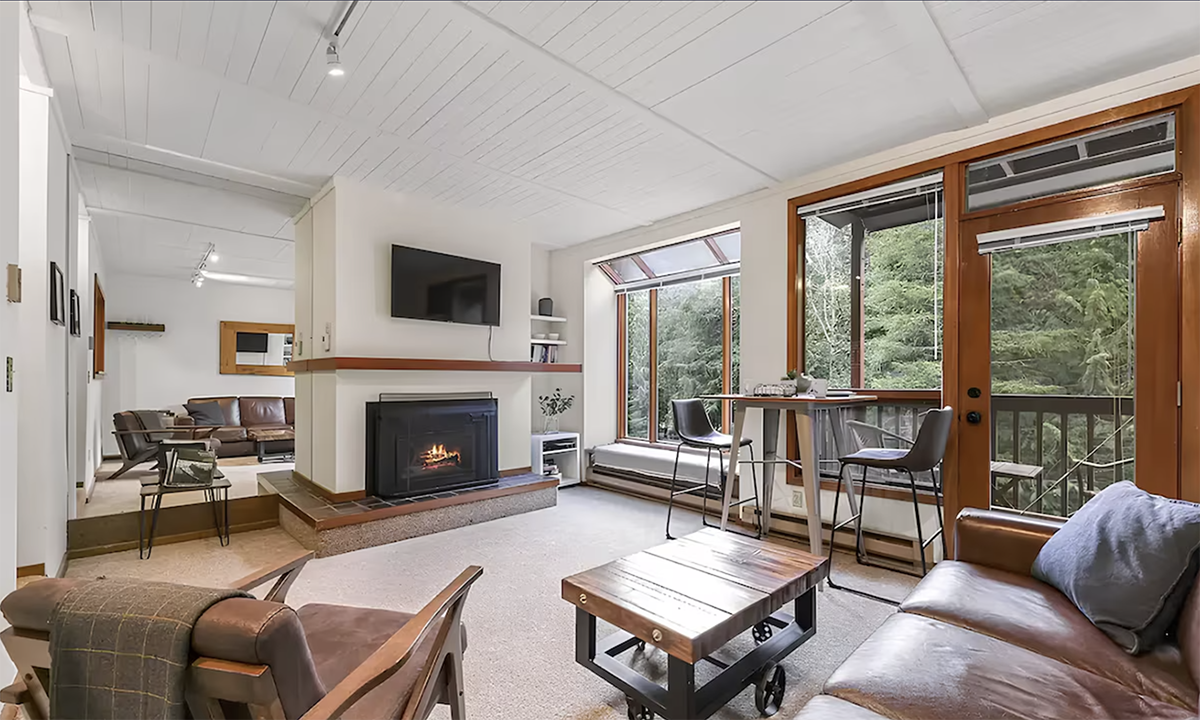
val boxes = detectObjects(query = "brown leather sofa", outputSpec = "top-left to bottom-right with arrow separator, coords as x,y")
798,509 -> 1200,720
178,395 -> 295,458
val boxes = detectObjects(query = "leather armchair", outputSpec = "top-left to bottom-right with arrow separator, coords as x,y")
0,552 -> 480,720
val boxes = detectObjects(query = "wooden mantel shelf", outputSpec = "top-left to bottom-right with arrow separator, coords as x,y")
288,357 -> 582,373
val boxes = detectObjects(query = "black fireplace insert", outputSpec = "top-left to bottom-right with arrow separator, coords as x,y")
365,398 -> 499,499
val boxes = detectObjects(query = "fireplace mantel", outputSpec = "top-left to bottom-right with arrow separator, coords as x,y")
288,357 -> 582,373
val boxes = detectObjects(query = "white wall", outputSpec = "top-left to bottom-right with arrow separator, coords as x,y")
550,57 -> 1200,518
0,0 -> 20,680
297,179 -> 548,493
85,215 -> 106,478
100,274 -> 295,454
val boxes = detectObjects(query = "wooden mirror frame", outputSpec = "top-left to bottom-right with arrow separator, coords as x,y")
219,321 -> 294,377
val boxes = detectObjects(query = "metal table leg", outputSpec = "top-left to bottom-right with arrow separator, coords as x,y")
145,492 -> 164,559
575,586 -> 819,720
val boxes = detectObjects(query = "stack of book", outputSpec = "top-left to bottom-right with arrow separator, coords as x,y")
531,345 -> 559,363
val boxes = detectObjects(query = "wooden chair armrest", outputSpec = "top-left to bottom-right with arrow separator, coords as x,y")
228,549 -> 314,602
300,566 -> 484,720
0,680 -> 29,706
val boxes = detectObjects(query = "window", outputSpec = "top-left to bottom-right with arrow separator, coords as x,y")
966,113 -> 1175,212
608,230 -> 740,443
800,175 -> 943,389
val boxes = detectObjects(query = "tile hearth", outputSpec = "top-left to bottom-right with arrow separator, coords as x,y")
258,470 -> 558,557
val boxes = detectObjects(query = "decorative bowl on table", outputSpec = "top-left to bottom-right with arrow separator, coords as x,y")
750,382 -> 796,397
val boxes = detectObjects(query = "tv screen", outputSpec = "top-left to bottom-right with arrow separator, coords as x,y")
391,245 -> 501,326
236,332 -> 269,353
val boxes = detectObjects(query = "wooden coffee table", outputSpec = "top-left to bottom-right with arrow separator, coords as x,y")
563,528 -> 828,719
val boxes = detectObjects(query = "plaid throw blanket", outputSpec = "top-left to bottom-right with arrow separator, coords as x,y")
50,578 -> 248,720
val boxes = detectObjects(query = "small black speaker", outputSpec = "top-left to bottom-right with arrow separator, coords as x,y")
537,297 -> 554,316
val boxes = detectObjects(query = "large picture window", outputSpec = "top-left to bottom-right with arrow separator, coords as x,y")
605,230 -> 741,443
800,176 -> 944,389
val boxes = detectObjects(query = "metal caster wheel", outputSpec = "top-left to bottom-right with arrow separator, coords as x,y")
626,697 -> 654,720
755,662 -> 786,716
752,621 -> 773,644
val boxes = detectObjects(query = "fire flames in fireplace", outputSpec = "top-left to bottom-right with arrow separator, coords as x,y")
419,443 -> 462,470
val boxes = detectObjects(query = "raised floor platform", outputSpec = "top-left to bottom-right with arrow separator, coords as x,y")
258,470 -> 559,557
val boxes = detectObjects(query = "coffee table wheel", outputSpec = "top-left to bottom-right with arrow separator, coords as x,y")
636,639 -> 647,652
626,697 -> 654,720
755,662 -> 786,717
752,620 -> 773,644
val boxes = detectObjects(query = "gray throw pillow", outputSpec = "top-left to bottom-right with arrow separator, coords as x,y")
185,401 -> 226,427
1031,481 -> 1200,654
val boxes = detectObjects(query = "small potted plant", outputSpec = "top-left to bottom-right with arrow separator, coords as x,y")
781,370 -> 814,395
538,388 -> 574,433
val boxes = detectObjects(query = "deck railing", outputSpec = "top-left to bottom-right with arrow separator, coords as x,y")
813,393 -> 1134,518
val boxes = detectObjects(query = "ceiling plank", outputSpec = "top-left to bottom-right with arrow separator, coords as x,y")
881,0 -> 988,127
446,0 -> 779,185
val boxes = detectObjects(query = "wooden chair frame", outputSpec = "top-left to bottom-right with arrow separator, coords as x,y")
2,551 -> 480,720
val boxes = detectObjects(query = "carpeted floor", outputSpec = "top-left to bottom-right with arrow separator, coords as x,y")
67,486 -> 918,719
79,457 -> 292,517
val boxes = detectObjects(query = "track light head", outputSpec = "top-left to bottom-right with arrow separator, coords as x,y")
326,44 -> 344,77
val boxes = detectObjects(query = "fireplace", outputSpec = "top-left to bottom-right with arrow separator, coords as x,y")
365,398 -> 499,499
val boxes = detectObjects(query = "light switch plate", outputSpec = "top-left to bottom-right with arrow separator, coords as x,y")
6,264 -> 20,303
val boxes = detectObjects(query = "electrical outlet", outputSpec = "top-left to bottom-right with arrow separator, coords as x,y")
791,488 -> 806,509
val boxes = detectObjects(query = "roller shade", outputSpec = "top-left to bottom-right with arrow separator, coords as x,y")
796,173 -> 943,218
976,206 -> 1164,255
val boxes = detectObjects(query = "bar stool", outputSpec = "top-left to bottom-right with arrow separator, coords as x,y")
665,399 -> 761,540
827,406 -> 953,602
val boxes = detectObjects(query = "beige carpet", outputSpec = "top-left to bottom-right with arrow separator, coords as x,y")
79,458 -> 292,518
66,486 -> 917,719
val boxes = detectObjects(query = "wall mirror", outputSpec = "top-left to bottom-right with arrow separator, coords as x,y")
220,321 -> 294,376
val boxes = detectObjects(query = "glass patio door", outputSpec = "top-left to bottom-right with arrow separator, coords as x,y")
956,184 -> 1180,518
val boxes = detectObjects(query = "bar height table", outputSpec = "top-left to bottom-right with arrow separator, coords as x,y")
701,394 -> 876,556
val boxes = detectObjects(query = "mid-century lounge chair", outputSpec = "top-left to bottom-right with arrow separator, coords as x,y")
0,550 -> 480,720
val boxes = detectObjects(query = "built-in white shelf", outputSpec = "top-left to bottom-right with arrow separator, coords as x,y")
530,338 -> 566,345
530,314 -> 567,323
533,432 -> 581,487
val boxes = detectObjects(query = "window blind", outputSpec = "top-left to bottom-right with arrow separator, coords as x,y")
976,206 -> 1164,255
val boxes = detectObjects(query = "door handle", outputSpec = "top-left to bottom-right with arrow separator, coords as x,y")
966,411 -> 982,425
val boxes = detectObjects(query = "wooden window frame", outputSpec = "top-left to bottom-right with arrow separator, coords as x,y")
784,85 -> 1200,524
616,276 -> 740,446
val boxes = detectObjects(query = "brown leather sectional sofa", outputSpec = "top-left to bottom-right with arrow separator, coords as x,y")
799,509 -> 1200,720
177,396 -> 295,458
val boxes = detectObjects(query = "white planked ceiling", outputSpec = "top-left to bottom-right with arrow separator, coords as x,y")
25,0 -> 1200,281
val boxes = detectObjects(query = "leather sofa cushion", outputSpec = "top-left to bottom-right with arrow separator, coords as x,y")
189,397 -> 241,426
211,426 -> 248,442
284,397 -> 295,425
240,397 -> 286,427
297,603 -> 463,720
1178,572 -> 1200,689
193,597 -> 325,720
825,614 -> 1197,720
795,696 -> 889,720
954,508 -> 1064,576
900,561 -> 1198,710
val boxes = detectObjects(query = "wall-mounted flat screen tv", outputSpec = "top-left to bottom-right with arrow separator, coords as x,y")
391,245 -> 501,326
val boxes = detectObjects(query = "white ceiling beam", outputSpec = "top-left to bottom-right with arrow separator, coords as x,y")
882,0 -> 989,127
74,147 -> 311,208
28,9 -> 658,228
86,206 -> 295,243
445,0 -> 780,185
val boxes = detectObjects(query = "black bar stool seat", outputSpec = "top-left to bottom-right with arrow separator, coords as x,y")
827,406 -> 953,603
666,399 -> 761,540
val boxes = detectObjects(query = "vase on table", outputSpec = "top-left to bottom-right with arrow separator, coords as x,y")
543,415 -> 561,433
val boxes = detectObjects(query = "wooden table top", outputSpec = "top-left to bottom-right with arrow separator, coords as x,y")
562,528 -> 828,663
701,393 -> 877,404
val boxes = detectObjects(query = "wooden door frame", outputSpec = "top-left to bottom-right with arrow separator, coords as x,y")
785,85 -> 1200,544
955,181 -> 1181,517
